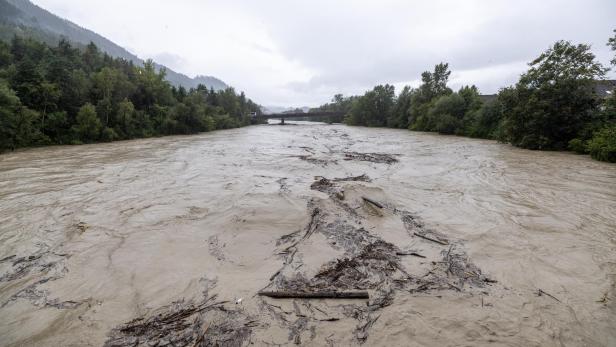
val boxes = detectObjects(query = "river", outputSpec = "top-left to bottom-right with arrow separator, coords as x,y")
0,122 -> 615,346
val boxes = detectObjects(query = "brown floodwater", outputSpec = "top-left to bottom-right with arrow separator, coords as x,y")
0,123 -> 615,346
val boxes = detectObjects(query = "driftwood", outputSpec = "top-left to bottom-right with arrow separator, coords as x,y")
537,288 -> 561,302
361,197 -> 383,209
396,251 -> 426,258
258,290 -> 369,299
343,152 -> 398,164
413,232 -> 448,245
269,270 -> 281,281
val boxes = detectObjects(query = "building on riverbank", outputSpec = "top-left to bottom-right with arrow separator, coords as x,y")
479,80 -> 616,103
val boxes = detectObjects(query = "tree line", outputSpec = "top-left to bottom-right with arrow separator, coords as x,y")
0,37 -> 262,151
318,32 -> 616,163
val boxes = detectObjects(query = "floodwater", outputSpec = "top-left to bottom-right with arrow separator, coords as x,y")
0,122 -> 615,346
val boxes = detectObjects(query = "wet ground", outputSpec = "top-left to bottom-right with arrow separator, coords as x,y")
0,122 -> 615,346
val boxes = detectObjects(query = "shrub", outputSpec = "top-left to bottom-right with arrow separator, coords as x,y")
587,124 -> 616,162
101,127 -> 119,142
568,138 -> 587,154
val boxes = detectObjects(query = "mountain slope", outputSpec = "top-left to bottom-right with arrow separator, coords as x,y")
0,0 -> 227,90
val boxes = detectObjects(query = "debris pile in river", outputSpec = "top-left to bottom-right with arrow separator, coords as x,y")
105,174 -> 496,345
104,295 -> 257,347
270,238 -> 401,294
293,154 -> 334,166
0,246 -> 73,310
407,244 -> 495,293
0,249 -> 66,283
310,177 -> 339,196
343,151 -> 399,164
332,174 -> 372,182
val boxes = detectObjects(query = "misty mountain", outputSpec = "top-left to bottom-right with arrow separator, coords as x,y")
0,0 -> 227,90
261,106 -> 310,114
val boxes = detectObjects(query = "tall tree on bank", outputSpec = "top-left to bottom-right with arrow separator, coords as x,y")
608,29 -> 616,66
388,86 -> 413,129
585,29 -> 616,162
500,41 -> 607,150
0,79 -> 40,149
409,62 -> 453,130
346,84 -> 395,127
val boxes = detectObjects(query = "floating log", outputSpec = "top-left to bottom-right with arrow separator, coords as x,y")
258,290 -> 369,299
396,251 -> 426,258
413,232 -> 448,245
361,196 -> 383,209
537,288 -> 561,302
269,270 -> 281,281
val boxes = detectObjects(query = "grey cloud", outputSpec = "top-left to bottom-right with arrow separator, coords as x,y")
33,0 -> 616,106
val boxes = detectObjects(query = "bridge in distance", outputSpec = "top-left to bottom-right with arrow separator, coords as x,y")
254,111 -> 346,124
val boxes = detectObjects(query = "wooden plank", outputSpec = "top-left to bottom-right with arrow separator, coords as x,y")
258,291 -> 369,299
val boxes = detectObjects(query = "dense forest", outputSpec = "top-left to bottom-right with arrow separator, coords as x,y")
316,33 -> 616,163
0,37 -> 262,151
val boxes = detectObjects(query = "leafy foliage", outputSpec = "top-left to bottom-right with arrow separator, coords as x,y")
388,86 -> 413,128
73,103 -> 101,142
0,37 -> 261,152
608,29 -> 616,66
587,124 -> 616,162
0,79 -> 40,149
500,41 -> 607,150
346,84 -> 395,127
408,63 -> 453,130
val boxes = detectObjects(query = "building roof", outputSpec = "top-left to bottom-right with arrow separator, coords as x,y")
478,80 -> 616,103
595,80 -> 616,98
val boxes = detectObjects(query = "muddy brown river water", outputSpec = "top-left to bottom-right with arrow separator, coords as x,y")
0,123 -> 615,346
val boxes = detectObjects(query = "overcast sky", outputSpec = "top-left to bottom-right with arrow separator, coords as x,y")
32,0 -> 616,107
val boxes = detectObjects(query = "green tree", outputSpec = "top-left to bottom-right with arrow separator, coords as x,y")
39,81 -> 61,134
587,124 -> 616,162
83,42 -> 103,72
0,40 -> 11,67
501,41 -> 607,150
389,86 -> 413,128
45,111 -> 69,143
428,93 -> 466,134
346,84 -> 395,127
0,81 -> 23,149
0,80 -> 40,150
466,99 -> 503,139
73,103 -> 101,142
116,98 -> 135,137
133,60 -> 174,111
218,87 -> 241,118
608,29 -> 616,66
409,63 -> 452,130
457,85 -> 482,135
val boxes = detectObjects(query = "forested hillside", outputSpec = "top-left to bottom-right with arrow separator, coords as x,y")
0,0 -> 227,90
0,37 -> 261,151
